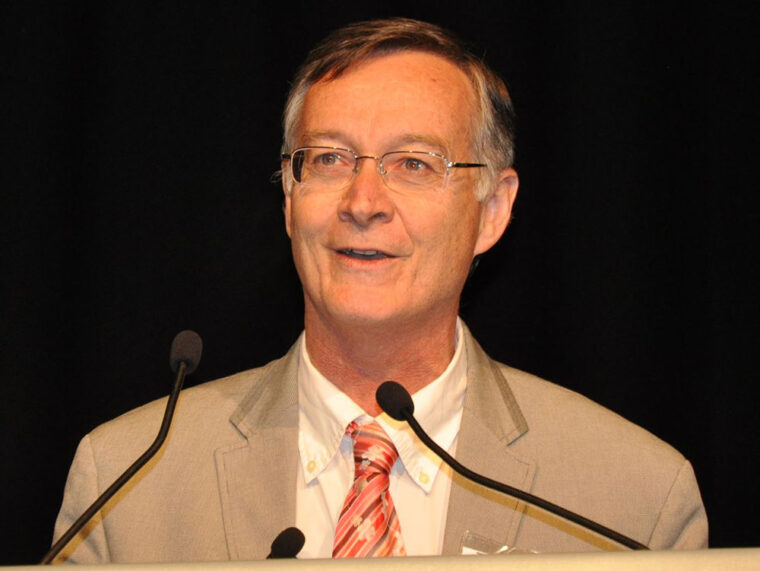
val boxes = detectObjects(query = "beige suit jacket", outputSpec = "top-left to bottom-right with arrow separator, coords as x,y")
52,327 -> 707,563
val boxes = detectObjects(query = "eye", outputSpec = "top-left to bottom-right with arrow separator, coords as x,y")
402,157 -> 429,171
306,149 -> 355,172
315,152 -> 341,166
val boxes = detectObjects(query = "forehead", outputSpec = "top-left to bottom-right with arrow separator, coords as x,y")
298,51 -> 477,153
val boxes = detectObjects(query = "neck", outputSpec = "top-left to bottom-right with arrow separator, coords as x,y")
304,309 -> 459,416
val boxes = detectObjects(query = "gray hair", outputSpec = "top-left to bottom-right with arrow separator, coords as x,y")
281,18 -> 516,200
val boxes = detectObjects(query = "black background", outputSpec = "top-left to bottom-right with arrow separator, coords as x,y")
1,1 -> 757,564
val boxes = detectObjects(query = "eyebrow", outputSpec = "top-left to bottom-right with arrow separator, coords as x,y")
390,133 -> 450,154
299,131 -> 451,155
302,129 -> 344,143
300,130 -> 352,147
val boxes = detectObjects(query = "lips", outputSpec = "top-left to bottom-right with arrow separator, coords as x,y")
338,248 -> 393,260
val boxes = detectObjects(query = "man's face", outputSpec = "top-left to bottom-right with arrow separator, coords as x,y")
283,51 -> 515,330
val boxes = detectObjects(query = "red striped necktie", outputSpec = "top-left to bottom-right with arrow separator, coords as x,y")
332,421 -> 407,558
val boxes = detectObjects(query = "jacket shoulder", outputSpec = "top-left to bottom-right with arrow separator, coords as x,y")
86,352 -> 291,458
496,362 -> 685,462
491,362 -> 706,548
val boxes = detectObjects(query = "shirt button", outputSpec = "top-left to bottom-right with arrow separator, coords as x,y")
419,472 -> 430,485
307,460 -> 317,472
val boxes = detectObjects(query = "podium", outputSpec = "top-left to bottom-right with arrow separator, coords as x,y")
6,549 -> 760,570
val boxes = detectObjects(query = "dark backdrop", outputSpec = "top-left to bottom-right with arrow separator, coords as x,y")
2,1 -> 757,564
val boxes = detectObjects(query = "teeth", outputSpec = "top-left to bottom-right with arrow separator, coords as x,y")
341,249 -> 388,259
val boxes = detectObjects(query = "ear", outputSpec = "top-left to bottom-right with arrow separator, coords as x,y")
474,167 -> 519,255
282,168 -> 293,238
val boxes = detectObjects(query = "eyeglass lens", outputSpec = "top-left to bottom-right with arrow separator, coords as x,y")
291,148 -> 448,191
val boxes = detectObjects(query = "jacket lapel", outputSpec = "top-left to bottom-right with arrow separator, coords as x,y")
212,329 -> 536,558
215,343 -> 301,560
442,329 -> 537,554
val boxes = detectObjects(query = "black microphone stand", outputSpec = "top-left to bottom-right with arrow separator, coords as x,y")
41,360 -> 190,564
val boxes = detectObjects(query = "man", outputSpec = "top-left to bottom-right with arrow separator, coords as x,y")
52,18 -> 707,562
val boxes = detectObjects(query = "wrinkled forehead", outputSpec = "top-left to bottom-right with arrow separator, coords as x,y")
296,51 -> 480,154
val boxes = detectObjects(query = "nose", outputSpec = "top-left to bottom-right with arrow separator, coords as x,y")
338,156 -> 394,227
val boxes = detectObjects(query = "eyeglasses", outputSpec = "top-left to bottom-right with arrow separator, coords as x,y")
281,146 -> 486,193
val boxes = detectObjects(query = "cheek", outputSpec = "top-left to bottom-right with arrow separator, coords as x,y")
288,197 -> 334,266
427,198 -> 479,245
283,192 -> 292,237
288,220 -> 324,298
408,204 -> 480,278
289,196 -> 321,239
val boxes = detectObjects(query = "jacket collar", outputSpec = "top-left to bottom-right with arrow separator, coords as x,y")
216,327 -> 536,558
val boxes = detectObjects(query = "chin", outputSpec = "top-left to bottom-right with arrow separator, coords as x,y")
309,285 -> 454,330
328,304 -> 406,327
324,297 -> 445,331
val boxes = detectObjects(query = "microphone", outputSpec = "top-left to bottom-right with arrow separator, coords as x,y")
376,380 -> 415,421
41,330 -> 203,564
170,329 -> 203,374
376,381 -> 648,551
267,527 -> 306,559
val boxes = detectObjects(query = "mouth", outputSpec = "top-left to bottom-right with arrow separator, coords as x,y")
337,248 -> 394,261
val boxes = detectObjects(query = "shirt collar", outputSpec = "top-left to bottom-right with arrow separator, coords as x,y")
297,318 -> 468,493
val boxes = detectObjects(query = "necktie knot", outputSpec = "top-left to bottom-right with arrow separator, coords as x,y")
347,421 -> 398,477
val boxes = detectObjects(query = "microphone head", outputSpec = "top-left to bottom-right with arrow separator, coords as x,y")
169,330 -> 203,374
268,527 -> 305,559
376,381 -> 415,420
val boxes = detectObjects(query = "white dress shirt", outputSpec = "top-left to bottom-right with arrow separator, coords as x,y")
295,319 -> 468,558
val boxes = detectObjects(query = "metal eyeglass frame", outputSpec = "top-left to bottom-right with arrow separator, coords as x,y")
280,146 -> 486,190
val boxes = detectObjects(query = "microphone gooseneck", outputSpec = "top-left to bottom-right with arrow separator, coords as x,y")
41,330 -> 203,564
375,381 -> 649,551
267,527 -> 306,559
